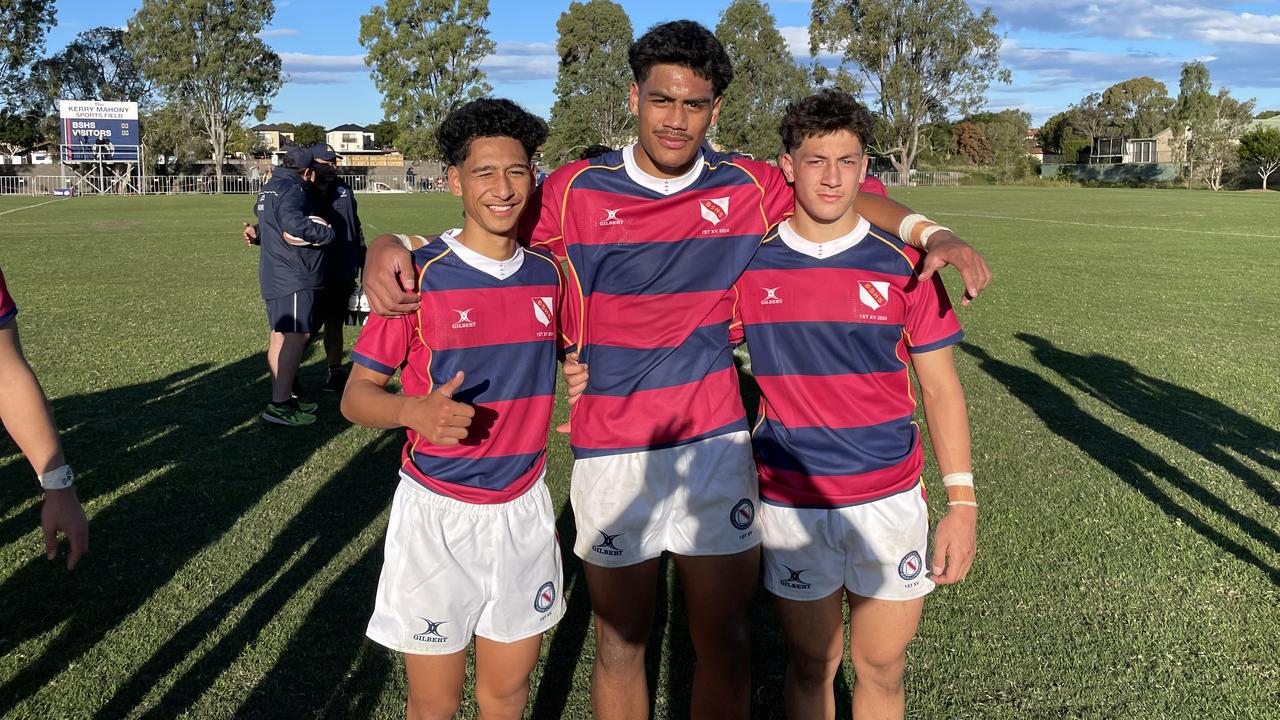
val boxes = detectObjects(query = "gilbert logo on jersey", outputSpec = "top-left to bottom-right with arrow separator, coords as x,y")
699,197 -> 730,225
760,287 -> 782,305
451,309 -> 476,329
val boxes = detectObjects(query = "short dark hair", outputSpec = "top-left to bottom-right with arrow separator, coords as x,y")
436,98 -> 548,167
779,90 -> 875,154
629,21 -> 733,97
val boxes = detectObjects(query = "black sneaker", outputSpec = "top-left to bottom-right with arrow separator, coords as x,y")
324,366 -> 349,393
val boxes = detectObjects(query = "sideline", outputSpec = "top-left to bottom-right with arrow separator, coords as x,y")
934,211 -> 1280,240
0,199 -> 62,217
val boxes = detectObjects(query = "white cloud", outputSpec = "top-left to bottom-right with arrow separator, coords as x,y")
279,53 -> 366,73
481,41 -> 558,82
258,28 -> 299,38
999,39 -> 1181,87
287,72 -> 355,86
979,0 -> 1280,46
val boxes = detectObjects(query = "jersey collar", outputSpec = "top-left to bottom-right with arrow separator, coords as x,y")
623,144 -> 704,196
441,229 -> 525,280
777,217 -> 871,260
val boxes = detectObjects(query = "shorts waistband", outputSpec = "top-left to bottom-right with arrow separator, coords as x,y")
396,470 -> 547,513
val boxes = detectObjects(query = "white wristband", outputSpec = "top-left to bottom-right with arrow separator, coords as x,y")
897,213 -> 929,244
942,472 -> 974,488
948,500 -> 978,508
38,464 -> 75,491
919,225 -> 951,249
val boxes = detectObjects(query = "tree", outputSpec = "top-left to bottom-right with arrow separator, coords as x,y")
292,122 -> 326,147
950,122 -> 991,164
0,0 -> 56,102
1256,110 -> 1279,120
0,109 -> 44,157
1192,89 -> 1254,191
714,0 -> 809,160
1170,61 -> 1214,170
1070,92 -> 1110,144
1101,76 -> 1172,138
360,0 -> 495,160
1036,111 -> 1074,155
127,0 -> 282,192
140,102 -> 203,168
969,109 -> 1033,180
542,0 -> 633,166
29,27 -> 151,109
809,0 -> 1008,174
1238,126 -> 1280,190
369,119 -> 399,149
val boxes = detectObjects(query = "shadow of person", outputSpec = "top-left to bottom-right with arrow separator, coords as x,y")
960,341 -> 1279,585
92,432 -> 402,719
1015,333 -> 1279,509
0,354 -> 354,711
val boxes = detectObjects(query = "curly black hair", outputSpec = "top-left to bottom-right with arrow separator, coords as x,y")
779,90 -> 875,154
629,20 -> 733,97
436,98 -> 549,167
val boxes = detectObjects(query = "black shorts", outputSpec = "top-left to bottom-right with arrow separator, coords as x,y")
265,290 -> 318,333
317,280 -> 356,325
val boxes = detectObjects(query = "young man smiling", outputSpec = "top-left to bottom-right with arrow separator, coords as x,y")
362,21 -> 991,720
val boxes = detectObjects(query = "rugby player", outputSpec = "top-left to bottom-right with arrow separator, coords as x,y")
731,90 -> 976,719
340,98 -> 579,720
0,266 -> 89,569
361,21 -> 990,720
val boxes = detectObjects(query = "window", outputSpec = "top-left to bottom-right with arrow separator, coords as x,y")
1130,140 -> 1154,163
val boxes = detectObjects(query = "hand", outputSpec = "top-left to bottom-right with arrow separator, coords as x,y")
42,487 -> 88,570
399,371 -> 475,446
916,231 -> 992,305
243,223 -> 259,246
556,352 -> 589,433
930,505 -> 976,584
365,235 -> 420,316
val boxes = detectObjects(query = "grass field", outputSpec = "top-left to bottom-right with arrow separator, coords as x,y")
0,186 -> 1277,719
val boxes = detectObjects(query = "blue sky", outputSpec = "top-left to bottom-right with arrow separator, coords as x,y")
46,0 -> 1280,130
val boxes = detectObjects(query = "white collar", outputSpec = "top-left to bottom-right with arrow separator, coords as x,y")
777,217 -> 870,260
623,144 -> 704,195
441,229 -> 524,280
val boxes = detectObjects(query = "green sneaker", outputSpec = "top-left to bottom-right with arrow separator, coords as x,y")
262,401 -> 316,426
292,397 -> 319,413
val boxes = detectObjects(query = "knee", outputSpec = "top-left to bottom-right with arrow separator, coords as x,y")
594,623 -> 647,674
407,687 -> 461,720
850,649 -> 906,693
789,645 -> 842,688
475,675 -> 530,719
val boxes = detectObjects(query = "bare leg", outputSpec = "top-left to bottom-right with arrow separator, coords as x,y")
271,331 -> 310,403
403,649 -> 467,720
474,633 -> 544,720
672,546 -> 760,720
583,558 -> 661,720
774,589 -> 845,720
847,593 -> 924,720
323,314 -> 344,367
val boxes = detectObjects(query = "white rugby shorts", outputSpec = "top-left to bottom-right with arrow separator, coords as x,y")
761,481 -> 935,602
570,431 -> 761,567
366,474 -> 565,655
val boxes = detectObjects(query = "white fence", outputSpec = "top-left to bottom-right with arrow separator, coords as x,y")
0,174 -> 435,196
878,171 -> 965,187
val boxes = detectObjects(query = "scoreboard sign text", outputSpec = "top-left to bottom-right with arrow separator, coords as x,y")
59,100 -> 140,162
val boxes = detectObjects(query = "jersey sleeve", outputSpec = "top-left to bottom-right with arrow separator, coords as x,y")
0,268 -> 17,326
728,279 -> 745,346
904,271 -> 964,354
758,162 -> 795,225
555,258 -> 581,356
522,167 -> 571,259
351,310 -> 416,376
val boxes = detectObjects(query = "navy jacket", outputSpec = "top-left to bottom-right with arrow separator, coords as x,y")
311,179 -> 364,283
255,168 -> 334,299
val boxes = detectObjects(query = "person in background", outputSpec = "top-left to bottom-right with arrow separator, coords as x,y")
309,143 -> 365,394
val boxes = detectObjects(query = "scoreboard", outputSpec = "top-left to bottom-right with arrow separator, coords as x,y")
59,100 -> 140,162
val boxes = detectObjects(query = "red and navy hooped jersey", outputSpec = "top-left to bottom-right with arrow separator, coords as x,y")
0,268 -> 16,326
730,219 -> 963,509
351,235 -> 578,504
524,147 -> 792,458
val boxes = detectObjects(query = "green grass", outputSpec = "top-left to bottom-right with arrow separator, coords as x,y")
0,187 -> 1277,719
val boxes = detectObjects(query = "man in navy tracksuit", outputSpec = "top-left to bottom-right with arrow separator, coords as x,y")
308,143 -> 365,393
256,146 -> 334,426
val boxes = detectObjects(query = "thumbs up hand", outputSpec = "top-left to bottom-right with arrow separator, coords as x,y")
400,370 -> 476,446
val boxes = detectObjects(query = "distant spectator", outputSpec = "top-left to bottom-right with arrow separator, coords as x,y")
579,144 -> 614,161
405,166 -> 415,192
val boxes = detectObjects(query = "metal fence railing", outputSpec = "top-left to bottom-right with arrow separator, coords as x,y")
878,171 -> 965,187
0,174 -> 443,196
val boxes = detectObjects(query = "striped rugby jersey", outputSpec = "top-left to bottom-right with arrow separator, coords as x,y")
730,218 -> 963,508
352,231 -> 579,504
524,145 -> 792,458
0,268 -> 16,326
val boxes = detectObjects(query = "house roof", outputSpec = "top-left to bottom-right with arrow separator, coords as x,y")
250,123 -> 290,132
328,124 -> 370,132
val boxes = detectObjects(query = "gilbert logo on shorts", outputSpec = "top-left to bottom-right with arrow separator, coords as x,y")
699,197 -> 730,225
592,530 -> 624,556
780,565 -> 812,590
898,551 -> 923,581
858,281 -> 890,311
760,287 -> 782,305
730,498 -> 755,531
532,297 -> 553,327
534,581 -> 556,613
599,208 -> 623,226
451,308 -> 476,329
413,617 -> 449,643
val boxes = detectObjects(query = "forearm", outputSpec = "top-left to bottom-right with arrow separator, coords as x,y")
920,379 -> 971,476
0,348 -> 66,475
340,377 -> 409,430
852,193 -> 929,249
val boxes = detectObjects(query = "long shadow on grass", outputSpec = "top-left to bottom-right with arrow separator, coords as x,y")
0,355 -> 352,712
961,342 -> 1280,585
95,432 -> 401,719
1017,333 -> 1280,510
